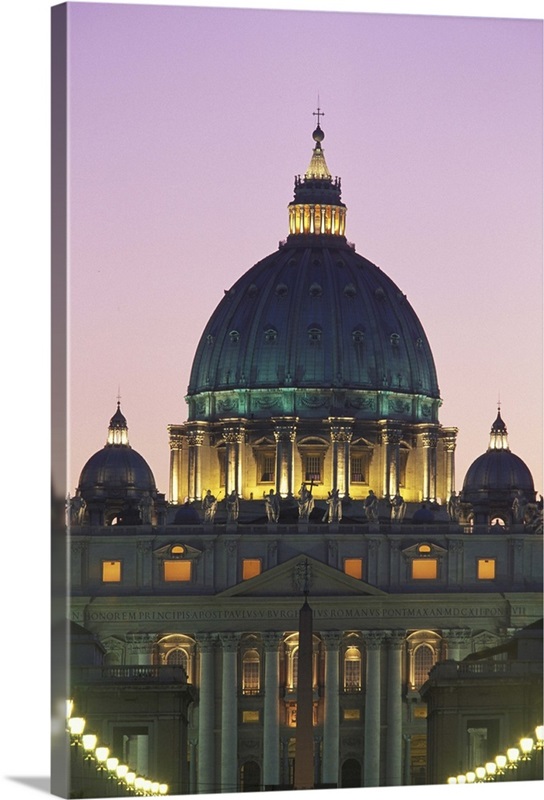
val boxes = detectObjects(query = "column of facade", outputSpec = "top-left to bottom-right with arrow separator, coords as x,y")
321,632 -> 342,786
187,428 -> 205,502
442,428 -> 458,501
444,628 -> 471,661
167,427 -> 184,504
422,430 -> 438,502
385,631 -> 405,786
126,633 -> 156,665
328,419 -> 353,498
219,633 -> 239,793
197,633 -> 216,794
223,423 -> 245,497
273,420 -> 297,498
364,632 -> 384,787
262,632 -> 282,788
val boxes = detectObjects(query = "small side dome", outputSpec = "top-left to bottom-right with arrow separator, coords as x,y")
412,504 -> 434,524
76,403 -> 158,526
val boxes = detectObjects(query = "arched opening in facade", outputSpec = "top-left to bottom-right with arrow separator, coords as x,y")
240,760 -> 261,792
341,758 -> 361,787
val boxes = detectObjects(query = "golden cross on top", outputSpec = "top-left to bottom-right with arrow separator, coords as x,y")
313,105 -> 324,126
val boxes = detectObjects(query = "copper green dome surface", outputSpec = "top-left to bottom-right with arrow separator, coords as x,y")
187,242 -> 440,420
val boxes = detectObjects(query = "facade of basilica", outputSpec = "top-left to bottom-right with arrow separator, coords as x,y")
67,121 -> 542,794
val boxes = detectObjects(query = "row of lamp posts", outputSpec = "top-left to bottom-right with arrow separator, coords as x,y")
446,725 -> 543,785
67,699 -> 169,797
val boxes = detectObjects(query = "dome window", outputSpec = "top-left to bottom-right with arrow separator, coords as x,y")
375,287 -> 386,300
312,257 -> 321,266
206,334 -> 215,346
336,259 -> 345,268
390,333 -> 400,347
307,326 -> 322,343
229,330 -> 240,343
247,284 -> 259,298
344,283 -> 356,298
264,327 -> 277,343
309,282 -> 322,297
352,329 -> 364,344
416,338 -> 423,349
275,283 -> 288,297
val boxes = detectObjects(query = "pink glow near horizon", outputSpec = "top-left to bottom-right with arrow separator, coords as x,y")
67,3 -> 543,498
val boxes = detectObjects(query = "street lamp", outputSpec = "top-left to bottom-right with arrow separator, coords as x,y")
82,733 -> 97,761
484,761 -> 497,780
506,747 -> 520,770
95,746 -> 110,771
68,716 -> 86,746
475,766 -> 486,782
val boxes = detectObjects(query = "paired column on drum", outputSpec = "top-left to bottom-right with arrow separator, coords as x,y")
167,426 -> 184,504
223,421 -> 246,498
379,424 -> 403,498
328,419 -> 354,498
321,632 -> 342,785
363,632 -> 384,787
442,428 -> 458,500
263,633 -> 282,787
422,429 -> 438,502
219,633 -> 239,793
273,419 -> 297,498
187,426 -> 206,502
386,631 -> 405,786
197,633 -> 216,793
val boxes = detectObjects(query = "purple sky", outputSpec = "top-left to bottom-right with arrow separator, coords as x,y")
67,2 -> 542,499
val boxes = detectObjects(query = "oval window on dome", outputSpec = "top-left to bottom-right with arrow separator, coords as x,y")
275,283 -> 288,297
344,283 -> 356,298
309,283 -> 322,297
390,333 -> 400,347
352,329 -> 364,343
229,330 -> 240,343
264,328 -> 277,343
308,326 -> 322,343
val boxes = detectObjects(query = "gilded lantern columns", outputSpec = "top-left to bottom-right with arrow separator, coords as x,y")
273,419 -> 297,498
328,419 -> 354,498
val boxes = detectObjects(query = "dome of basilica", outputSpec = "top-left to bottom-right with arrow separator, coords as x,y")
186,123 -> 440,426
462,410 -> 534,499
77,403 -> 157,523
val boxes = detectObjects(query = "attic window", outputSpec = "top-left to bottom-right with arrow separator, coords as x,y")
412,559 -> 437,579
171,545 -> 185,556
164,560 -> 192,582
102,560 -> 122,583
418,544 -> 432,555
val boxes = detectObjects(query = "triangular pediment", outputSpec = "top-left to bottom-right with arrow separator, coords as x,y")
217,554 -> 387,598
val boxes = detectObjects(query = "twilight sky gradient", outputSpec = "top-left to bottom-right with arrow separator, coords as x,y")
67,1 -> 543,498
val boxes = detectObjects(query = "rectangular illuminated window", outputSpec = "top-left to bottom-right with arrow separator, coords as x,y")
242,710 -> 260,723
260,454 -> 275,482
411,558 -> 437,579
242,559 -> 262,580
350,456 -> 365,483
304,455 -> 321,482
344,558 -> 363,580
164,560 -> 192,582
343,708 -> 361,721
102,560 -> 122,582
477,559 -> 496,580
